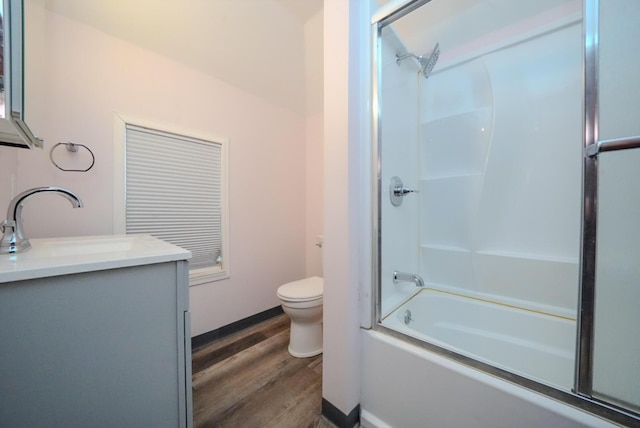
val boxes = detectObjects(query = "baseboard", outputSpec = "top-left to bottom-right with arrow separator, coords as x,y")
322,398 -> 360,428
360,409 -> 392,428
191,305 -> 284,350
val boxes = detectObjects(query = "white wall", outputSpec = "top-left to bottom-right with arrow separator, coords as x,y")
0,147 -> 18,210
12,4 -> 309,336
322,0 -> 366,418
305,10 -> 324,278
306,112 -> 324,277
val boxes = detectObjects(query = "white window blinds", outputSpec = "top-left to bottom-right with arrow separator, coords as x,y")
125,125 -> 223,270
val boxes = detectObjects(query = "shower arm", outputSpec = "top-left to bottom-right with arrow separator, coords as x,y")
395,42 -> 440,79
395,52 -> 420,65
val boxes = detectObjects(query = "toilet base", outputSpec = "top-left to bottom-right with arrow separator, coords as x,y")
288,345 -> 322,358
285,308 -> 323,358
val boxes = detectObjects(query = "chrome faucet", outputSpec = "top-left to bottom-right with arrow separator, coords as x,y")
393,271 -> 425,288
0,187 -> 83,254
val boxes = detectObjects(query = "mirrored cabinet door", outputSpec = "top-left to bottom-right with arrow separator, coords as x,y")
0,0 -> 42,149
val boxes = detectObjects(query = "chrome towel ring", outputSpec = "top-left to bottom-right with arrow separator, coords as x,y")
49,142 -> 95,172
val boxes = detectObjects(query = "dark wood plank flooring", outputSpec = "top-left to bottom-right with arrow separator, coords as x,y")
192,314 -> 335,428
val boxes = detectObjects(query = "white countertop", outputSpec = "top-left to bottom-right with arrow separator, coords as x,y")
0,234 -> 191,283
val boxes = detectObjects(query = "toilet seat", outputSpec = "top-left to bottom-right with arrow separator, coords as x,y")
277,276 -> 323,302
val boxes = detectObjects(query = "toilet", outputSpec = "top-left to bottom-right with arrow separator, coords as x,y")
276,276 -> 323,358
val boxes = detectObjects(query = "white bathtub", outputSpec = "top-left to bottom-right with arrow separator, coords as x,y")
381,288 -> 576,390
360,328 -> 617,428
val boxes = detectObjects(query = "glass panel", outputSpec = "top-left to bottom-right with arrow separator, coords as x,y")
592,149 -> 640,412
591,0 -> 640,413
378,0 -> 583,390
598,0 -> 640,141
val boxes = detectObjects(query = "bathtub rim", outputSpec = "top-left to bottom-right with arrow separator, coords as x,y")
371,321 -> 639,427
380,287 -> 577,323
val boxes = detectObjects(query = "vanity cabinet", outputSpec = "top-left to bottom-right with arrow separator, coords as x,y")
0,236 -> 192,428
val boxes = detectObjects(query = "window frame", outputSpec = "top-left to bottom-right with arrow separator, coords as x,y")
113,113 -> 230,285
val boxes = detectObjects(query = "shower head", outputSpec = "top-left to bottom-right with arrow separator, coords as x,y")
395,42 -> 440,79
419,42 -> 440,79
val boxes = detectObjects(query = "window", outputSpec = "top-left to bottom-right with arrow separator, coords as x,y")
114,116 -> 229,285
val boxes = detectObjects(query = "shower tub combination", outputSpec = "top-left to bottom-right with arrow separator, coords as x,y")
363,0 -> 640,426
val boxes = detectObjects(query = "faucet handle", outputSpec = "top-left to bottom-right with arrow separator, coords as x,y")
389,176 -> 419,207
1,219 -> 15,232
0,220 -> 20,254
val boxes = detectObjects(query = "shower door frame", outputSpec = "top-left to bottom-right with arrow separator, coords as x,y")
370,0 -> 640,426
577,0 -> 640,416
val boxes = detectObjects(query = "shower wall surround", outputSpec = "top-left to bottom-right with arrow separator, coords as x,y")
379,28 -> 421,316
419,23 -> 582,317
379,12 -> 582,319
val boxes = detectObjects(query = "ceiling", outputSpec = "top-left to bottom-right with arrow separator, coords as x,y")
38,0 -> 323,115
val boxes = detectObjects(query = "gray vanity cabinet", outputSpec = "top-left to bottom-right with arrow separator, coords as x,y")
0,260 -> 192,428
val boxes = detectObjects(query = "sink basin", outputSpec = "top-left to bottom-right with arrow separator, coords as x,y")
35,236 -> 144,257
0,234 -> 191,283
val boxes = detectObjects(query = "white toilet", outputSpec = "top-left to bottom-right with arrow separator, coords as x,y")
276,276 -> 323,358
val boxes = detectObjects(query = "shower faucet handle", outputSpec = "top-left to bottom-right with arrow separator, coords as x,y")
394,187 -> 418,196
390,176 -> 418,207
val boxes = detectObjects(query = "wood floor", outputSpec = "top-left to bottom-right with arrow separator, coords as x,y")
192,314 -> 336,428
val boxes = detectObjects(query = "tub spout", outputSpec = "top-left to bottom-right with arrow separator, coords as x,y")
393,271 -> 424,288
1,187 -> 83,254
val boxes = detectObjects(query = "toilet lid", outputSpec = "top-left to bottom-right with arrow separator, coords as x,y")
277,276 -> 323,301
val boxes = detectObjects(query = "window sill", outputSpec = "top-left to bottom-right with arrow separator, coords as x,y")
189,266 -> 229,286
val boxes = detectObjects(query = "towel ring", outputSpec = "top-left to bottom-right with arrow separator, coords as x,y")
49,142 -> 95,172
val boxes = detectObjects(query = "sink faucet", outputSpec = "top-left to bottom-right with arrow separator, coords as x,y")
393,271 -> 425,288
0,187 -> 83,254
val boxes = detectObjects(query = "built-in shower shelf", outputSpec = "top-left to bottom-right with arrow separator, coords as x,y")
420,244 -> 470,253
418,246 -> 578,264
474,249 -> 578,265
420,107 -> 491,126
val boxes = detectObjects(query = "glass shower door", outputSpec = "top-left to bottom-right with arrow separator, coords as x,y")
587,0 -> 640,414
375,0 -> 640,423
593,150 -> 640,413
377,0 -> 583,391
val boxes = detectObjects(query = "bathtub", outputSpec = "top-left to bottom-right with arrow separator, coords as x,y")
380,288 -> 576,390
360,328 -> 616,428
